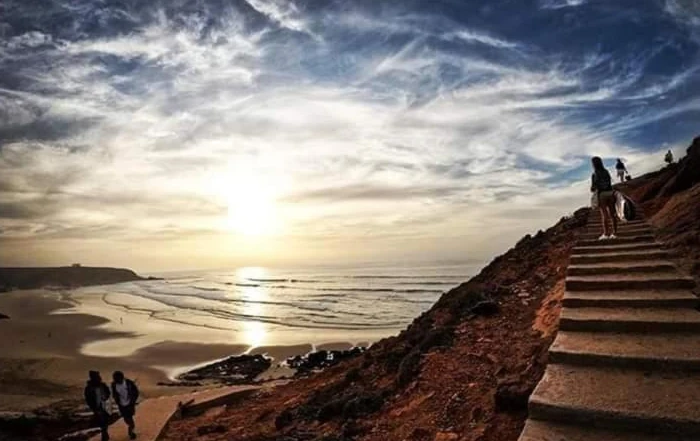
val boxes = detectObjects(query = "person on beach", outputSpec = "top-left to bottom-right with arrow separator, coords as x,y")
111,371 -> 139,440
84,371 -> 111,441
591,156 -> 617,240
665,149 -> 674,164
615,158 -> 627,182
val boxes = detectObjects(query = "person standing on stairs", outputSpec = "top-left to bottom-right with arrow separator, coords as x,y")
84,370 -> 111,441
591,156 -> 617,240
615,158 -> 627,182
111,371 -> 139,440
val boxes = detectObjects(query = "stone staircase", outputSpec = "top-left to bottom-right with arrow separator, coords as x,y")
519,215 -> 700,440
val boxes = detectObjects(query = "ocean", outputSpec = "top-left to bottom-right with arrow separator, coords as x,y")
61,263 -> 482,358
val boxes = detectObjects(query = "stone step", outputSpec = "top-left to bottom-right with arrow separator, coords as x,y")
566,273 -> 695,291
580,229 -> 653,240
570,250 -> 670,264
572,242 -> 662,255
577,234 -> 655,247
586,224 -> 650,233
559,307 -> 700,333
567,261 -> 677,276
519,419 -> 672,441
588,219 -> 646,226
563,289 -> 698,308
529,364 -> 700,436
549,331 -> 700,371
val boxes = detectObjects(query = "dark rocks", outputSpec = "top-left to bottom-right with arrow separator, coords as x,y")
156,380 -> 202,387
397,349 -> 422,387
316,391 -> 384,423
287,347 -> 365,375
275,409 -> 294,430
178,354 -> 271,384
196,424 -> 226,435
418,327 -> 453,352
317,399 -> 346,422
470,300 -> 500,317
494,378 -> 534,412
341,393 -> 383,419
343,367 -> 361,384
661,136 -> 700,196
0,312 -> 9,320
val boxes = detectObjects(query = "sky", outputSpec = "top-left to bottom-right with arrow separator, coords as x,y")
1,0 -> 699,272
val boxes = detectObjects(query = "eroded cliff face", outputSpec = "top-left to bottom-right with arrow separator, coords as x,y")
0,266 -> 145,290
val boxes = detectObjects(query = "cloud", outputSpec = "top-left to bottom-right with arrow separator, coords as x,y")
0,1 -> 699,269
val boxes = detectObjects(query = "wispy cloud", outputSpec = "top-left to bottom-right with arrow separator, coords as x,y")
0,1 -> 699,270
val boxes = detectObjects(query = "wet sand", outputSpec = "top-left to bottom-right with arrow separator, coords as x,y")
0,290 -> 354,412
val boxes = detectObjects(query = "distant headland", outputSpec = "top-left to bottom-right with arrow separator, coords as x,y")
0,265 -> 154,291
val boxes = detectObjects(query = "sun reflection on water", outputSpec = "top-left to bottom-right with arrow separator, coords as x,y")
236,267 -> 269,348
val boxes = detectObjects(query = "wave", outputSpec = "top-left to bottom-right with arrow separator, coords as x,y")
235,283 -> 260,287
343,275 -> 463,279
247,278 -> 289,282
192,286 -> 223,292
264,285 -> 443,294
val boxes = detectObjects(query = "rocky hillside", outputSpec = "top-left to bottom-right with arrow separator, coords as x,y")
0,266 -> 146,291
616,136 -> 700,286
161,137 -> 700,441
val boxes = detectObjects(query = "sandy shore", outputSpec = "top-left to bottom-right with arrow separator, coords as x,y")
0,290 -> 359,412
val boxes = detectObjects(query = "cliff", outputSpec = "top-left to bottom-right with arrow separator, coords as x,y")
0,266 -> 146,291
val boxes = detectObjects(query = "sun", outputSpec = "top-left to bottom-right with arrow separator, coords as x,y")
224,172 -> 280,237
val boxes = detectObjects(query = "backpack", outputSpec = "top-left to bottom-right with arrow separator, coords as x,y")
623,196 -> 636,221
592,170 -> 612,192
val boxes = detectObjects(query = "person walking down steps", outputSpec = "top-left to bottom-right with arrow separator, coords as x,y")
615,158 -> 627,182
84,371 -> 111,441
591,156 -> 617,240
111,371 -> 140,440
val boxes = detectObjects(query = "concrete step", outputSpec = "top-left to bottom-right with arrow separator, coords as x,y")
572,242 -> 662,255
529,364 -> 700,435
519,419 -> 674,441
580,229 -> 653,240
567,261 -> 677,276
563,289 -> 699,308
560,307 -> 700,333
577,234 -> 655,247
549,331 -> 700,371
570,250 -> 670,265
586,225 -> 651,234
587,221 -> 647,229
566,273 -> 695,291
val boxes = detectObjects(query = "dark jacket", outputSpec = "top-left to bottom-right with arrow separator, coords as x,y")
615,160 -> 626,171
111,379 -> 139,408
591,169 -> 612,193
84,381 -> 111,413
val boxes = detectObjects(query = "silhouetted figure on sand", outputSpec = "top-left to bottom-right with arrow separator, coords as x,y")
615,158 -> 627,182
84,371 -> 111,441
591,156 -> 617,240
665,149 -> 674,164
112,371 -> 140,439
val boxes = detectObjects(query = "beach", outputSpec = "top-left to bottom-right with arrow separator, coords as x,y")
0,264 -> 475,412
0,290 -> 246,411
